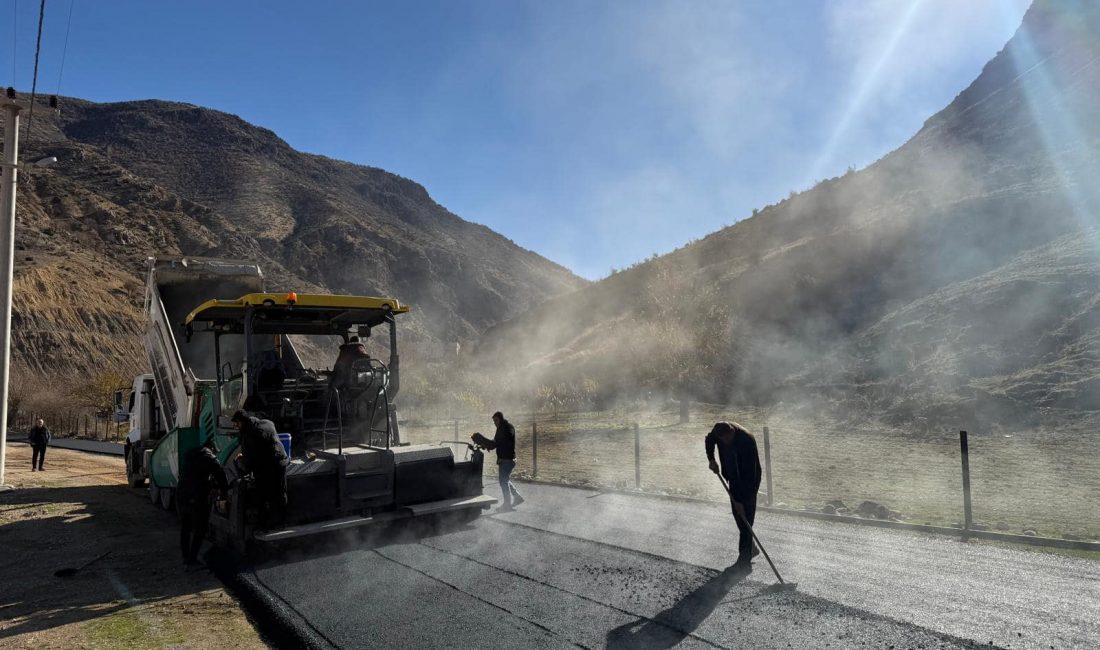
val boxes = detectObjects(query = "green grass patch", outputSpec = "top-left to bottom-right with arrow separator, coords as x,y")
86,607 -> 184,650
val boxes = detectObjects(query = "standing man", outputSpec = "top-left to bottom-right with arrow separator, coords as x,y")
472,411 -> 524,509
28,418 -> 51,471
232,410 -> 289,529
706,421 -> 762,565
176,438 -> 229,566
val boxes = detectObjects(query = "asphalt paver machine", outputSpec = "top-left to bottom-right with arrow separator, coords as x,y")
128,257 -> 494,553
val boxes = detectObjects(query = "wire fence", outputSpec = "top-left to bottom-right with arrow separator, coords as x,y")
13,402 -> 1094,541
402,410 -> 1100,543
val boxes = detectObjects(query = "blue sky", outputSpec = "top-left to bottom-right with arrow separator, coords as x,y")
5,0 -> 1030,279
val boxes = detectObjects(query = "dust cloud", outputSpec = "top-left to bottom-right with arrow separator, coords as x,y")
393,0 -> 1100,538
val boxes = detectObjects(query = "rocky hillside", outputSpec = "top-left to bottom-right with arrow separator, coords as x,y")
9,96 -> 585,381
471,0 -> 1100,429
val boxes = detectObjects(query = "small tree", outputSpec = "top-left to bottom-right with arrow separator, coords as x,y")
70,368 -> 130,419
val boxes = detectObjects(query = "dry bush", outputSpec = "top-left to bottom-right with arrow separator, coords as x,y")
8,366 -> 71,429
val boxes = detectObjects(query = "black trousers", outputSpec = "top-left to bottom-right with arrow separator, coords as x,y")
729,491 -> 758,556
31,444 -> 47,469
254,464 -> 288,528
178,499 -> 211,562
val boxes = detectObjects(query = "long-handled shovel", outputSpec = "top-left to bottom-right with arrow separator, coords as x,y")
715,474 -> 797,591
55,551 -> 111,578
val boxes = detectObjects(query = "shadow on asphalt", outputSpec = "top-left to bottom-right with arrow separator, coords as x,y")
252,509 -> 485,567
604,563 -> 751,650
0,483 -> 208,642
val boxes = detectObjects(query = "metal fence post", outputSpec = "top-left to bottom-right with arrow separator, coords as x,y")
532,422 -> 538,478
763,426 -> 774,506
960,430 -> 973,537
634,422 -> 640,489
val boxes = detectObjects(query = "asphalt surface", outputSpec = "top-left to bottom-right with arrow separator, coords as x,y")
252,482 -> 1100,649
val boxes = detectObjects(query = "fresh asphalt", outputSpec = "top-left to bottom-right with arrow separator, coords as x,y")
249,482 -> 1099,649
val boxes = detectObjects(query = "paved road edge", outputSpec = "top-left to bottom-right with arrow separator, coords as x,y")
208,549 -> 337,650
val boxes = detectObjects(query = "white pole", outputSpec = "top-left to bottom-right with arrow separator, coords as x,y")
0,101 -> 23,487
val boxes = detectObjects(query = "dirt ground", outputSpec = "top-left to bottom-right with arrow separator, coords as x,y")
0,444 -> 267,650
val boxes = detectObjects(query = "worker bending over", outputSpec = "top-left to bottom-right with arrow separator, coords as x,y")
232,410 -> 289,529
177,438 -> 228,566
706,421 -> 762,565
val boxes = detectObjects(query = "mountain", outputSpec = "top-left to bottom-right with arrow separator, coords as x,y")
8,97 -> 586,384
469,0 -> 1100,428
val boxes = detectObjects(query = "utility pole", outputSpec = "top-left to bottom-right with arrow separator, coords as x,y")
0,91 -> 29,488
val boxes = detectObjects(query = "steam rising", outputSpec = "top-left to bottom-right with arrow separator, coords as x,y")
396,0 -> 1100,538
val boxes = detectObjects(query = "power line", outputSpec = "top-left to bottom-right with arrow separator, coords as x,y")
55,0 -> 72,95
25,0 -> 45,143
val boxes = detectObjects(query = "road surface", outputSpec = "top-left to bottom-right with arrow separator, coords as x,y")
250,482 -> 1099,649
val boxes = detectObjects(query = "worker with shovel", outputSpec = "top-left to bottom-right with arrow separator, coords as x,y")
706,421 -> 762,566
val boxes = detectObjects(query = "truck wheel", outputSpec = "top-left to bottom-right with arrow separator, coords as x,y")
126,448 -> 145,488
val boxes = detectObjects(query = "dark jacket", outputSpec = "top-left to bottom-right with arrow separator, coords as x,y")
178,445 -> 229,507
28,425 -> 51,447
475,419 -> 516,463
332,342 -> 369,388
239,416 -> 288,474
705,422 -> 762,502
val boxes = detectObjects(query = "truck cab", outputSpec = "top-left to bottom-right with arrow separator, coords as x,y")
122,374 -> 164,487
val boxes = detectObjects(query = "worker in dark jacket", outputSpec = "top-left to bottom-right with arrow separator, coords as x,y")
331,336 -> 369,390
706,421 -> 762,564
28,418 -> 51,471
472,411 -> 524,509
177,439 -> 229,565
232,410 -> 289,528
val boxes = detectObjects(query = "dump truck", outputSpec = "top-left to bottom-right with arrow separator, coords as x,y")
123,256 -> 494,552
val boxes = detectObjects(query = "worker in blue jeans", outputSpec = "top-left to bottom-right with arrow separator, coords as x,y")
472,411 -> 524,509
